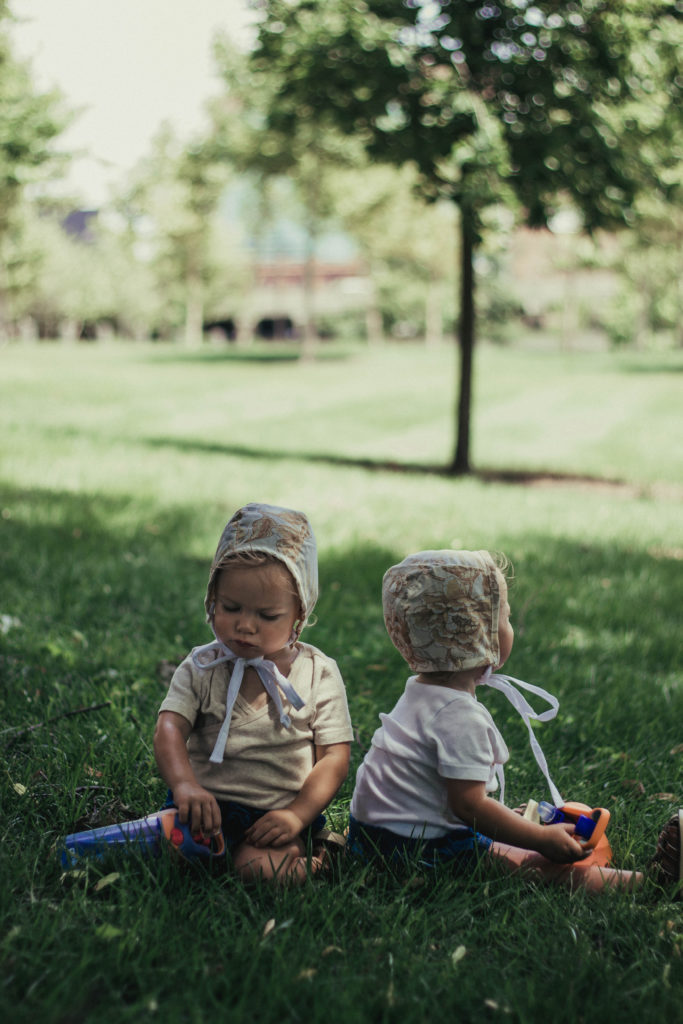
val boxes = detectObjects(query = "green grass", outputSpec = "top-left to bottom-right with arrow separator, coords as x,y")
1,340 -> 682,1023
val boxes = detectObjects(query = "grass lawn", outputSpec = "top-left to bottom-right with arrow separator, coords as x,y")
1,340 -> 682,1023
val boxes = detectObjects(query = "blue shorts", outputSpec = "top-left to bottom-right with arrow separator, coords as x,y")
163,791 -> 325,852
347,814 -> 492,871
217,800 -> 326,851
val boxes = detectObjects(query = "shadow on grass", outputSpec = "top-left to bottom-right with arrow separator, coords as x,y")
144,434 -> 652,494
2,483 -> 681,767
1,482 -> 682,908
617,358 -> 683,375
143,343 -> 358,366
2,486 -> 682,1024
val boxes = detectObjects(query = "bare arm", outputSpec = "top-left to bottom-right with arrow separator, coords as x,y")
245,741 -> 351,848
153,710 -> 222,836
446,778 -> 585,863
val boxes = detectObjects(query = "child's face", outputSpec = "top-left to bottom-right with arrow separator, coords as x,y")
213,563 -> 300,663
496,572 -> 514,670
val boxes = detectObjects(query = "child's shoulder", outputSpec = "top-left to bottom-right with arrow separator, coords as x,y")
293,640 -> 343,685
402,677 -> 489,722
293,639 -> 336,667
168,648 -> 228,693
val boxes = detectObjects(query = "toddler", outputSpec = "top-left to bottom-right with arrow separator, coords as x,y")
154,503 -> 353,883
349,550 -> 680,894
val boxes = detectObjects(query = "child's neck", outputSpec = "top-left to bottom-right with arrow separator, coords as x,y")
416,666 -> 487,695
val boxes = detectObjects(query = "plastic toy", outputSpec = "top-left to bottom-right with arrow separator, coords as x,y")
523,799 -> 613,866
58,807 -> 226,869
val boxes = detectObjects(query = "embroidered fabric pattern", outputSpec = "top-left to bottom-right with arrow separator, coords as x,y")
382,550 -> 500,673
204,502 -> 318,637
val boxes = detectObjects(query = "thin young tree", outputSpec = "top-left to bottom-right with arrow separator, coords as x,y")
251,0 -> 682,472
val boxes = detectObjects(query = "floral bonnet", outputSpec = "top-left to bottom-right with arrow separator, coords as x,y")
205,502 -> 318,639
382,549 -> 502,673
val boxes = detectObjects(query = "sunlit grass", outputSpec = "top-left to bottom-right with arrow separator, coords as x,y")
1,340 -> 682,1022
2,341 -> 682,492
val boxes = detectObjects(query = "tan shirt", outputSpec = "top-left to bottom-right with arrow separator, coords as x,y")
158,641 -> 353,808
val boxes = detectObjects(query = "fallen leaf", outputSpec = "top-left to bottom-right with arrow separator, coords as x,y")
321,945 -> 344,956
60,870 -> 87,884
670,744 -> 683,756
95,923 -> 124,940
451,945 -> 467,967
620,779 -> 646,796
12,782 -> 27,796
263,918 -> 276,938
94,872 -> 120,892
484,998 -> 511,1014
0,614 -> 22,634
297,968 -> 317,981
648,792 -> 677,802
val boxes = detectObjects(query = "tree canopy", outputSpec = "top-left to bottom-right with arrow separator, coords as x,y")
251,0 -> 683,470
0,11 -> 69,231
0,4 -> 70,332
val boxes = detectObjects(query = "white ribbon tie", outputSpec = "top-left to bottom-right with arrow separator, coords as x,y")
479,667 -> 564,808
191,640 -> 305,764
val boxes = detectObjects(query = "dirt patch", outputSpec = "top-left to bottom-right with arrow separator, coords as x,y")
476,469 -> 683,501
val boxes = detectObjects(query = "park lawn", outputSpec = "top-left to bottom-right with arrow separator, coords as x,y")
1,340 -> 682,1023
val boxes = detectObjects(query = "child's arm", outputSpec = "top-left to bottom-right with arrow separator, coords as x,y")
446,778 -> 585,863
245,742 -> 351,848
153,710 -> 223,837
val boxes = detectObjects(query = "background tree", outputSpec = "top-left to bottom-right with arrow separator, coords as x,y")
118,126 -> 229,345
0,3 -> 70,335
211,36 -> 363,358
13,203 -> 159,340
604,195 -> 683,348
329,160 -> 459,344
251,0 -> 683,472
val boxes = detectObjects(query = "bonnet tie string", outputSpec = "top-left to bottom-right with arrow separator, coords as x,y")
191,640 -> 305,764
479,667 -> 564,808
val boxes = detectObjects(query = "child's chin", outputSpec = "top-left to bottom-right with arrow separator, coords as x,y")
232,640 -> 260,654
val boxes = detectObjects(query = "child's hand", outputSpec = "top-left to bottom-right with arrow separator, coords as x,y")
172,780 -> 222,838
245,809 -> 305,848
536,823 -> 586,863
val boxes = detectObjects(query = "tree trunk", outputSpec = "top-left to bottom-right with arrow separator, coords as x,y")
184,266 -> 204,347
365,265 -> 384,345
451,209 -> 475,474
299,228 -> 318,361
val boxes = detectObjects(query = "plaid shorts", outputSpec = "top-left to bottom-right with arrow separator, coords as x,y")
347,814 -> 492,870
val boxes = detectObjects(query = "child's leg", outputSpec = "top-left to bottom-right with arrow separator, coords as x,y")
231,837 -> 327,884
490,841 -> 644,893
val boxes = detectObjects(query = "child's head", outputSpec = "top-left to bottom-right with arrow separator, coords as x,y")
382,549 -> 512,675
205,503 -> 318,641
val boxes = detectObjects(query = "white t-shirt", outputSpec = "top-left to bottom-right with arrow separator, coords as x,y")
350,676 -> 509,837
159,641 -> 353,809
